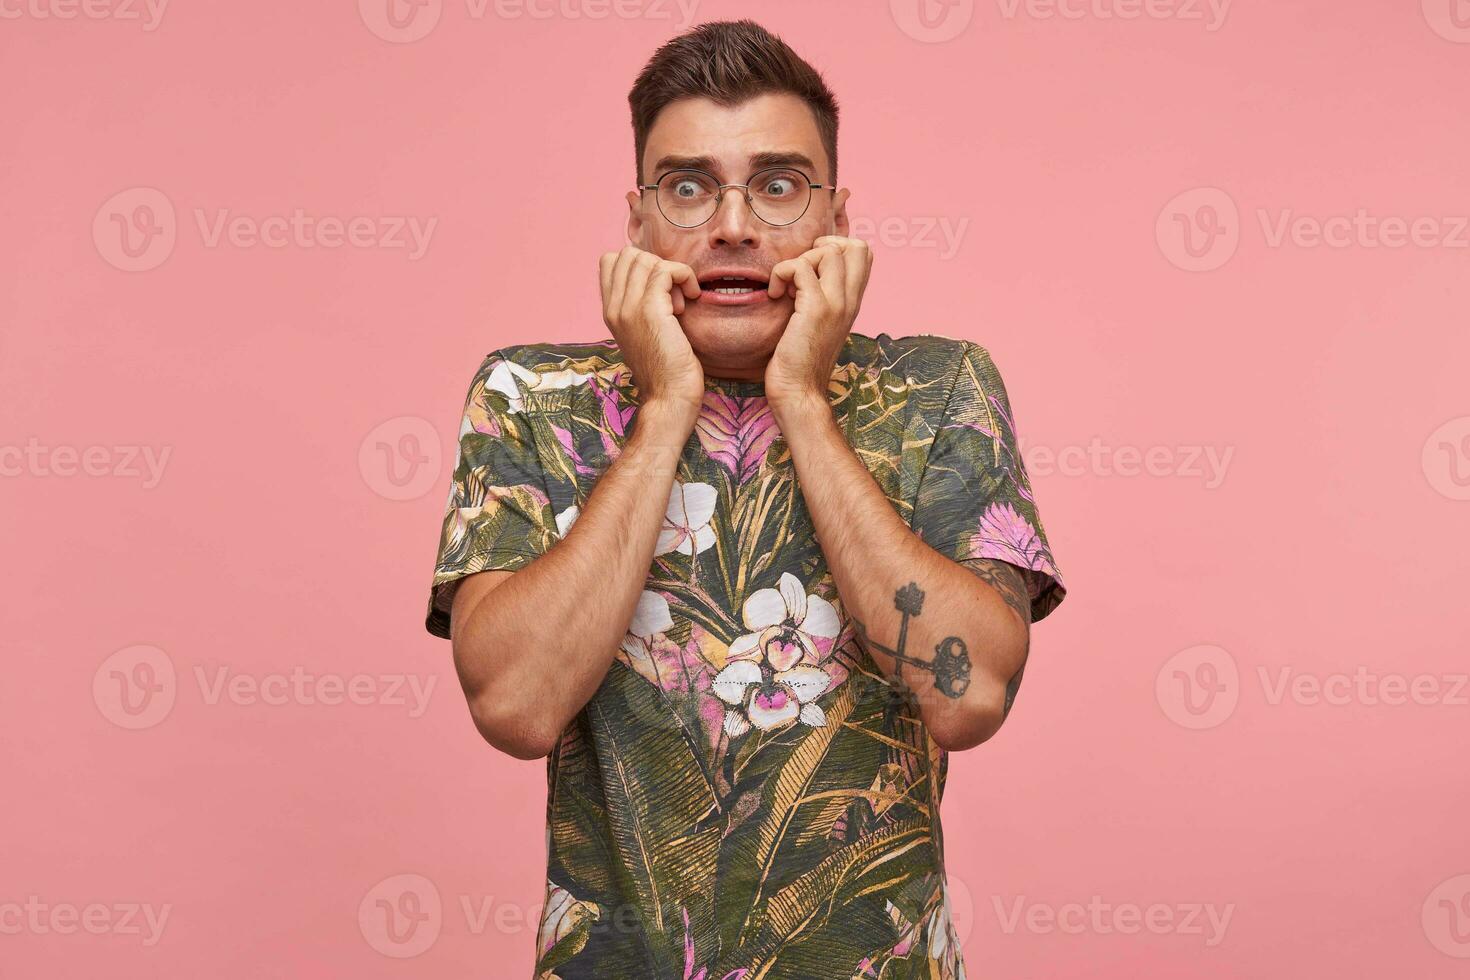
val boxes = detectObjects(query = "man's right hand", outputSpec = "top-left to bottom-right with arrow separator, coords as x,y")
599,246 -> 705,420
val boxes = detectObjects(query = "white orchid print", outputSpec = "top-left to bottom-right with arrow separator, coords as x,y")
711,571 -> 843,736
614,589 -> 716,699
555,503 -> 579,539
655,480 -> 717,557
617,590 -> 676,689
488,358 -> 594,414
927,877 -> 967,979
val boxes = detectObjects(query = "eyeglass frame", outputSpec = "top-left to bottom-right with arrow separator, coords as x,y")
637,166 -> 838,228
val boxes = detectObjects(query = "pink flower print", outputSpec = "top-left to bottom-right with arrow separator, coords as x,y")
695,390 -> 778,484
970,501 -> 1047,571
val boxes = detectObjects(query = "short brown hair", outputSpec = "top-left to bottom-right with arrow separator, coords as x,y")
628,20 -> 840,184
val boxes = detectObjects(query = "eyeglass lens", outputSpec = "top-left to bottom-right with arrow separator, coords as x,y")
656,168 -> 811,227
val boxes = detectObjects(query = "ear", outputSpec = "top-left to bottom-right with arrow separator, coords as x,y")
625,189 -> 644,247
831,187 -> 851,237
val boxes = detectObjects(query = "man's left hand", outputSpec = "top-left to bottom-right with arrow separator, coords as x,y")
765,235 -> 873,407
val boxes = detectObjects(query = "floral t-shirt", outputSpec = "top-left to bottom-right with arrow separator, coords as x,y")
424,330 -> 1066,980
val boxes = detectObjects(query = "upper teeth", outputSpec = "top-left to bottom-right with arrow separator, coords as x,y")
711,275 -> 760,294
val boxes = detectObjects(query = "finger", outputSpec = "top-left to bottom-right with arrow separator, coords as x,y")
813,244 -> 846,311
770,246 -> 834,302
599,252 -> 618,316
768,258 -> 799,300
662,260 -> 702,301
788,250 -> 823,301
621,252 -> 657,325
648,261 -> 692,316
837,239 -> 870,312
608,246 -> 641,320
813,235 -> 854,253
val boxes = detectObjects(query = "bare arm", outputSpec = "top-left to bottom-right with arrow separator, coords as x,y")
449,401 -> 695,759
449,246 -> 705,760
771,390 -> 1030,752
765,237 -> 1033,751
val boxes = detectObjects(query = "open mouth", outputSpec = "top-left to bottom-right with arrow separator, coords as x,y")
697,274 -> 770,296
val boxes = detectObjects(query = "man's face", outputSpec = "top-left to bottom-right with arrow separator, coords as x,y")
626,92 -> 850,377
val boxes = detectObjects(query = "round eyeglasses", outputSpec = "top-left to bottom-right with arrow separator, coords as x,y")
639,167 -> 837,228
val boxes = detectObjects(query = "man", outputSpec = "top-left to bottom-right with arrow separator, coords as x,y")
424,20 -> 1065,980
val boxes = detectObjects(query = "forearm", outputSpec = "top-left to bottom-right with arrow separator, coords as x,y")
453,403 -> 694,752
771,393 -> 1030,750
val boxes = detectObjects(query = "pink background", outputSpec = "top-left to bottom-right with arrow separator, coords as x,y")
4,0 -> 1468,976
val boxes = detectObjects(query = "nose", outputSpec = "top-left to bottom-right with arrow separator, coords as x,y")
705,185 -> 761,249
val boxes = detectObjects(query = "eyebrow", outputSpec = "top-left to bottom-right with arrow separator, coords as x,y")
648,151 -> 821,181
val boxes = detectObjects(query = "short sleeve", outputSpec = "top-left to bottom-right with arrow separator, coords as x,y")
911,341 -> 1067,622
424,350 -> 564,639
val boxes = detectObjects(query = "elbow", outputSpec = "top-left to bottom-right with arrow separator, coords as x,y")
467,692 -> 560,760
452,635 -> 561,760
931,633 -> 1028,752
929,699 -> 1005,752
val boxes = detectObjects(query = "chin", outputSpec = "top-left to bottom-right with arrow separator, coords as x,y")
680,309 -> 783,358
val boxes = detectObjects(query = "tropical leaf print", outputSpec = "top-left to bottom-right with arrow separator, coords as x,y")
696,389 -> 780,485
426,331 -> 1067,978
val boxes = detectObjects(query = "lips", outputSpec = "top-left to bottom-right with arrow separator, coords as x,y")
694,268 -> 771,306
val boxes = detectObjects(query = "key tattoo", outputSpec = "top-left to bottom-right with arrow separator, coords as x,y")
851,581 -> 973,699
